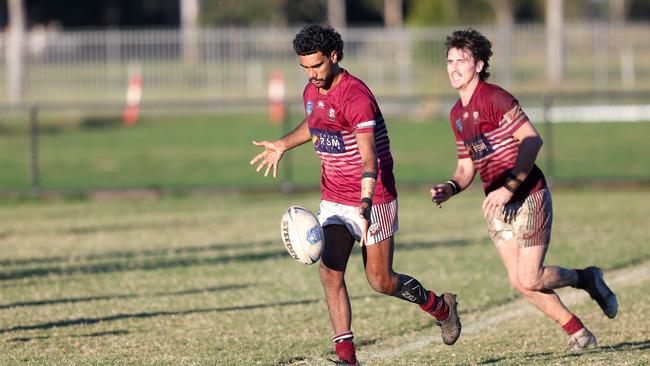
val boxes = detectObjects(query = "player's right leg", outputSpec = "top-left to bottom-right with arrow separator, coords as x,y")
495,239 -> 597,350
320,224 -> 358,365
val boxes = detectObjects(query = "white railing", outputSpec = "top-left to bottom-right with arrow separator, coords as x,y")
2,23 -> 650,108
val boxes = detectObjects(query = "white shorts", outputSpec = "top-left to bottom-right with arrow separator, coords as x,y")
317,199 -> 399,246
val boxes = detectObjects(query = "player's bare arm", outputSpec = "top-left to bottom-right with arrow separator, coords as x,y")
355,131 -> 378,246
482,120 -> 543,218
432,157 -> 474,207
510,120 -> 543,180
250,120 -> 311,178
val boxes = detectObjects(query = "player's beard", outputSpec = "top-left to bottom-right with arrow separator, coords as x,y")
315,69 -> 338,91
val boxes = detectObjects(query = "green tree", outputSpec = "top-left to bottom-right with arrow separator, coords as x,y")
406,0 -> 459,25
200,0 -> 287,26
405,0 -> 497,25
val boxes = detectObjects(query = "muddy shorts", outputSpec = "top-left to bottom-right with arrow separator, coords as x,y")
487,188 -> 553,248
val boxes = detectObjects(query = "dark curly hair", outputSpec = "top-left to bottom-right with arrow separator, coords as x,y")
293,24 -> 344,62
445,29 -> 493,81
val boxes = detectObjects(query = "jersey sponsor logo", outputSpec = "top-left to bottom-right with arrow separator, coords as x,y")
306,100 -> 313,115
310,128 -> 346,153
464,134 -> 494,160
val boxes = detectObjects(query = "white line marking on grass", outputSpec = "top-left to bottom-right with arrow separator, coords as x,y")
360,260 -> 650,363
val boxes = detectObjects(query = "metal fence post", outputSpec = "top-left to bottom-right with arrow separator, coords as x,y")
543,95 -> 554,182
29,104 -> 40,194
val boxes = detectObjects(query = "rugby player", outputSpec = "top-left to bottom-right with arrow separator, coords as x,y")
431,28 -> 617,351
251,24 -> 461,365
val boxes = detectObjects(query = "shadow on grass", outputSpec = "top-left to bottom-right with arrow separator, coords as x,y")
0,251 -> 288,281
0,294 -> 383,335
276,356 -> 308,365
0,239 -> 475,281
0,298 -> 330,334
0,284 -> 254,310
604,339 -> 650,350
472,339 -> 650,365
0,240 -> 279,267
7,329 -> 130,343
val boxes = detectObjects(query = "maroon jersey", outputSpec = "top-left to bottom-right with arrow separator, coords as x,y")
303,69 -> 397,206
450,81 -> 546,202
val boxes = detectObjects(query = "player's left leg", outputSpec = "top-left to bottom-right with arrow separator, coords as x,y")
362,235 -> 461,345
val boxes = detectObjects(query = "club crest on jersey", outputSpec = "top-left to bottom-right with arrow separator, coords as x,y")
310,128 -> 346,153
307,226 -> 322,244
328,108 -> 335,121
456,118 -> 463,133
464,134 -> 494,160
306,100 -> 313,115
473,111 -> 479,121
503,105 -> 523,127
368,222 -> 381,236
317,100 -> 325,109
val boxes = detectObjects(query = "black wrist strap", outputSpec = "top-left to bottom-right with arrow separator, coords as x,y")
360,197 -> 373,206
446,179 -> 461,195
507,173 -> 523,185
503,183 -> 516,193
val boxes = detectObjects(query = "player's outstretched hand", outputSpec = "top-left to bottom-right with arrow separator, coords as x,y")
482,186 -> 513,219
250,140 -> 285,178
431,183 -> 453,208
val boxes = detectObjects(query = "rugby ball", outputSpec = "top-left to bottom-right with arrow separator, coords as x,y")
280,206 -> 324,265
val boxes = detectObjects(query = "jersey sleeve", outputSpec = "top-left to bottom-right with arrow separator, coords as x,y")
489,87 -> 530,132
342,88 -> 379,134
450,109 -> 470,159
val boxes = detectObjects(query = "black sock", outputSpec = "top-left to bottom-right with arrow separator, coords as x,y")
391,273 -> 429,305
574,269 -> 588,289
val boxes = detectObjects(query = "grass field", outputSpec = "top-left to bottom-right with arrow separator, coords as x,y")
0,113 -> 648,191
0,187 -> 648,365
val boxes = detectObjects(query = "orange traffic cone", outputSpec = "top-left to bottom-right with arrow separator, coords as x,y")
123,73 -> 143,126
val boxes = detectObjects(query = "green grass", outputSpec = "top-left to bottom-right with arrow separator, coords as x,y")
0,188 -> 648,365
0,113 -> 648,192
